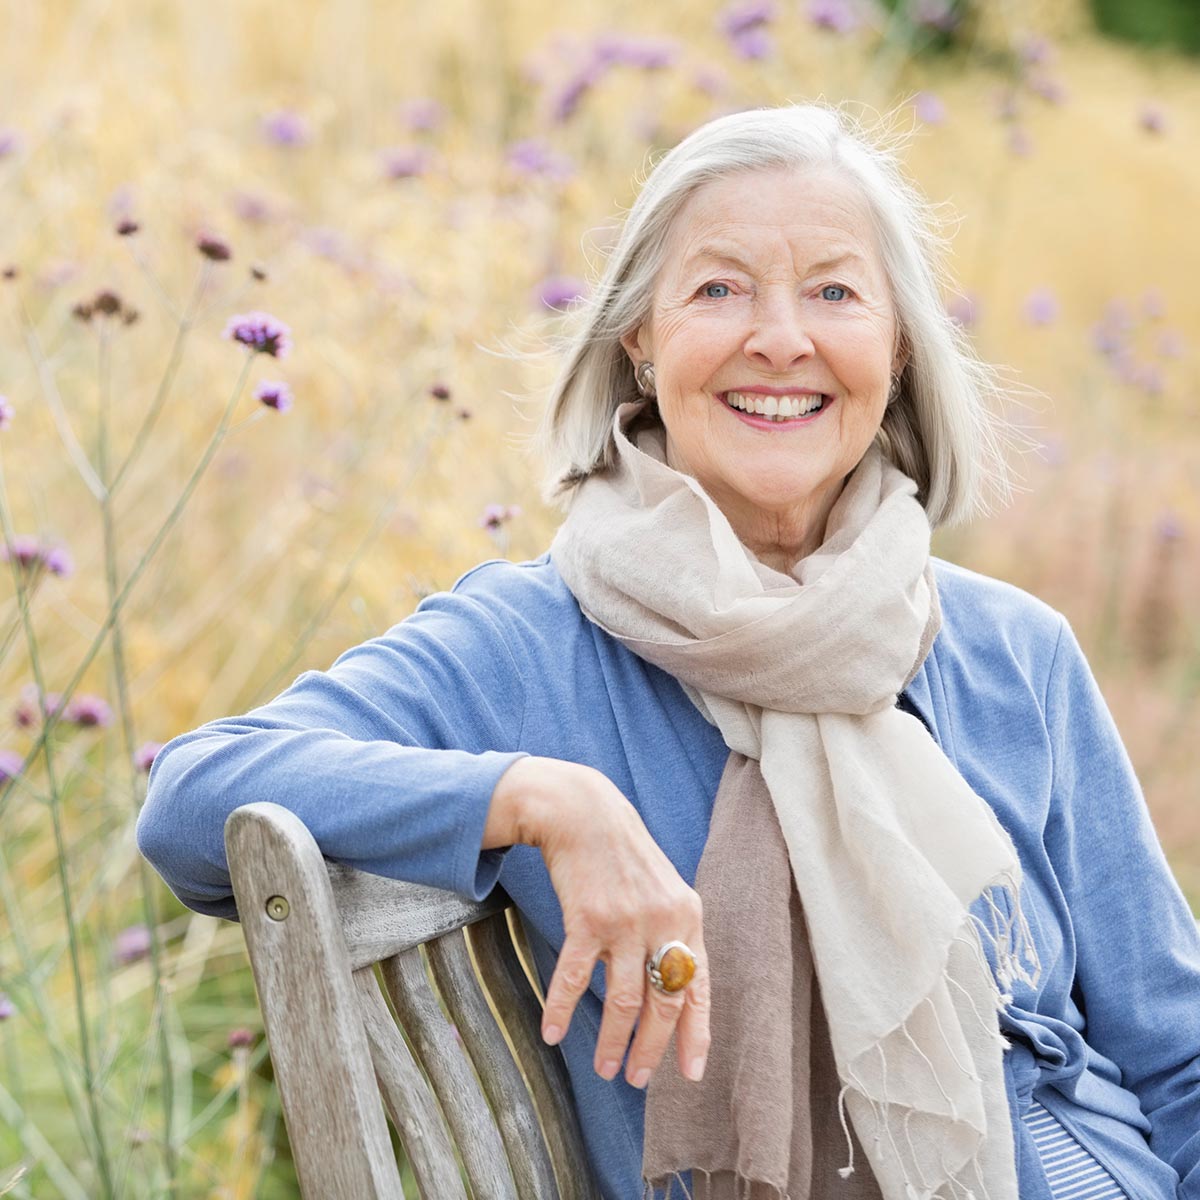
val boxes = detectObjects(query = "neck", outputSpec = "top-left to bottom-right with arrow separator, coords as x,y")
733,486 -> 843,574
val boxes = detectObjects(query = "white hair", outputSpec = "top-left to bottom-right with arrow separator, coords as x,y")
527,100 -> 1030,528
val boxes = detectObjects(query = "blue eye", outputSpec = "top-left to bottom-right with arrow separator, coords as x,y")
701,282 -> 732,299
821,284 -> 850,302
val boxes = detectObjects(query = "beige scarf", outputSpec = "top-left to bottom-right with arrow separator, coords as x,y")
550,401 -> 1040,1200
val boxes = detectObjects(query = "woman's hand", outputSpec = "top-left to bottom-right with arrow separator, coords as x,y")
487,756 -> 710,1089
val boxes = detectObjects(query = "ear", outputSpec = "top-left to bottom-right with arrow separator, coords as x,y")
892,331 -> 912,378
620,323 -> 652,366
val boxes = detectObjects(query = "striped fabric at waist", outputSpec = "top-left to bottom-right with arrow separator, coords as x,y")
1022,1098 -> 1127,1200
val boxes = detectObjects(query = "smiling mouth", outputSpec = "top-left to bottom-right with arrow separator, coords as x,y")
720,391 -> 830,422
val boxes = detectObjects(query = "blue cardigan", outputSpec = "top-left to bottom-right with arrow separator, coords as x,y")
137,553 -> 1200,1199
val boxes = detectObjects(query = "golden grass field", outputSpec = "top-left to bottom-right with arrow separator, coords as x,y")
0,0 -> 1197,1195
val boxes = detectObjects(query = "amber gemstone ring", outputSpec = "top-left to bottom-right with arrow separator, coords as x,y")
646,941 -> 697,995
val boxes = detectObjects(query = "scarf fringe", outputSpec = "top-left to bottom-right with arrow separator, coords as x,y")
830,875 -> 1039,1200
643,1168 -> 791,1200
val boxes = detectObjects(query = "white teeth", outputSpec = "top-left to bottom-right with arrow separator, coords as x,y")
724,391 -> 826,419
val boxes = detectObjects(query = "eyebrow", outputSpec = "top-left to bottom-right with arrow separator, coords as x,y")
682,246 -> 869,275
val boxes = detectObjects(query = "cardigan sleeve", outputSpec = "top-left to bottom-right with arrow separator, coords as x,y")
1042,615 -> 1200,1192
136,572 -> 529,921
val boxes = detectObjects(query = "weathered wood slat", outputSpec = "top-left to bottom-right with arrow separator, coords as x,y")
426,932 -> 561,1199
224,803 -> 404,1200
328,864 -> 506,970
353,969 -> 470,1200
469,912 -> 600,1200
379,948 -> 518,1200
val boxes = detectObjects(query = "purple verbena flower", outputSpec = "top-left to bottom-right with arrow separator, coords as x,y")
0,992 -> 15,1020
231,191 -> 274,224
196,231 -> 232,262
398,97 -> 445,132
223,311 -> 291,359
1018,34 -> 1052,65
254,380 -> 293,412
0,396 -> 13,429
134,741 -> 163,773
692,66 -> 729,97
914,91 -> 946,125
1141,288 -> 1165,320
1023,287 -> 1058,326
1138,104 -> 1167,135
113,924 -> 152,966
535,275 -> 588,311
617,37 -> 679,70
807,0 -> 859,34
64,694 -> 112,728
381,145 -> 430,180
719,0 -> 775,38
42,545 -> 72,576
506,139 -> 575,182
1028,75 -> 1067,105
1155,510 -> 1184,543
0,129 -> 22,159
1156,329 -> 1185,359
549,67 -> 601,124
1,537 -> 72,577
1090,321 -> 1123,359
14,684 -> 63,728
260,109 -> 312,148
0,751 -> 24,782
731,27 -> 773,59
479,504 -> 522,532
1008,125 -> 1033,156
946,291 -> 980,329
910,0 -> 961,33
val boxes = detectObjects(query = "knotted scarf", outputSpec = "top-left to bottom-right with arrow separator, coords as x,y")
549,400 -> 1041,1200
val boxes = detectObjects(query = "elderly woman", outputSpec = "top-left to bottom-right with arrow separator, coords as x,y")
138,103 -> 1200,1200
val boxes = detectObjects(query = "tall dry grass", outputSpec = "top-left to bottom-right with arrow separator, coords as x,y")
0,0 -> 1197,1195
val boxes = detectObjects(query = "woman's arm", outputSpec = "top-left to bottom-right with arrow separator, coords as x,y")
1043,616 -> 1200,1192
137,583 -> 529,919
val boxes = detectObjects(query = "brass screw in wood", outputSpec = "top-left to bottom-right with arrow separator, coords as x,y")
266,895 -> 290,921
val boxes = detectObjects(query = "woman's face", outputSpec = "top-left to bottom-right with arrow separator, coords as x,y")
621,166 -> 905,564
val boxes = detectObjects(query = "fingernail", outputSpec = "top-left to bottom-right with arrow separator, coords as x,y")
600,1059 -> 620,1080
631,1066 -> 651,1089
687,1056 -> 707,1081
543,1025 -> 562,1046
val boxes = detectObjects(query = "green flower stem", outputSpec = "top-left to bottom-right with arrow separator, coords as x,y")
252,403 -> 448,703
0,453 -> 116,1199
0,838 -> 93,1149
0,1077 -> 89,1200
97,327 -> 180,1192
0,353 -> 255,822
108,261 -> 211,500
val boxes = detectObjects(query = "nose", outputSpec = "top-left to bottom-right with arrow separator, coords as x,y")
742,287 -> 816,371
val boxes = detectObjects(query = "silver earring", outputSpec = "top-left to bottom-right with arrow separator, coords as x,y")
886,372 -> 902,407
634,360 -> 657,399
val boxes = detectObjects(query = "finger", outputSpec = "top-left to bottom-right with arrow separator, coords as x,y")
673,952 -> 711,1081
542,935 -> 600,1047
593,951 -> 650,1080
624,968 -> 688,1088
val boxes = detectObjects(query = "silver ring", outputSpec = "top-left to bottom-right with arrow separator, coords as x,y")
646,940 -> 696,994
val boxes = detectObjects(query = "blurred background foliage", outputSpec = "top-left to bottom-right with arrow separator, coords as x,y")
0,0 -> 1197,1195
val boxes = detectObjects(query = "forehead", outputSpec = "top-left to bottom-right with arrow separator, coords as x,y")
664,166 -> 881,273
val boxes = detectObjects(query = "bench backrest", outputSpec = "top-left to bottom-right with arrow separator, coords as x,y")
225,801 -> 599,1199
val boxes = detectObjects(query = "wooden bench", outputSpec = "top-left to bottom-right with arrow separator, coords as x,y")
225,801 -> 601,1199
